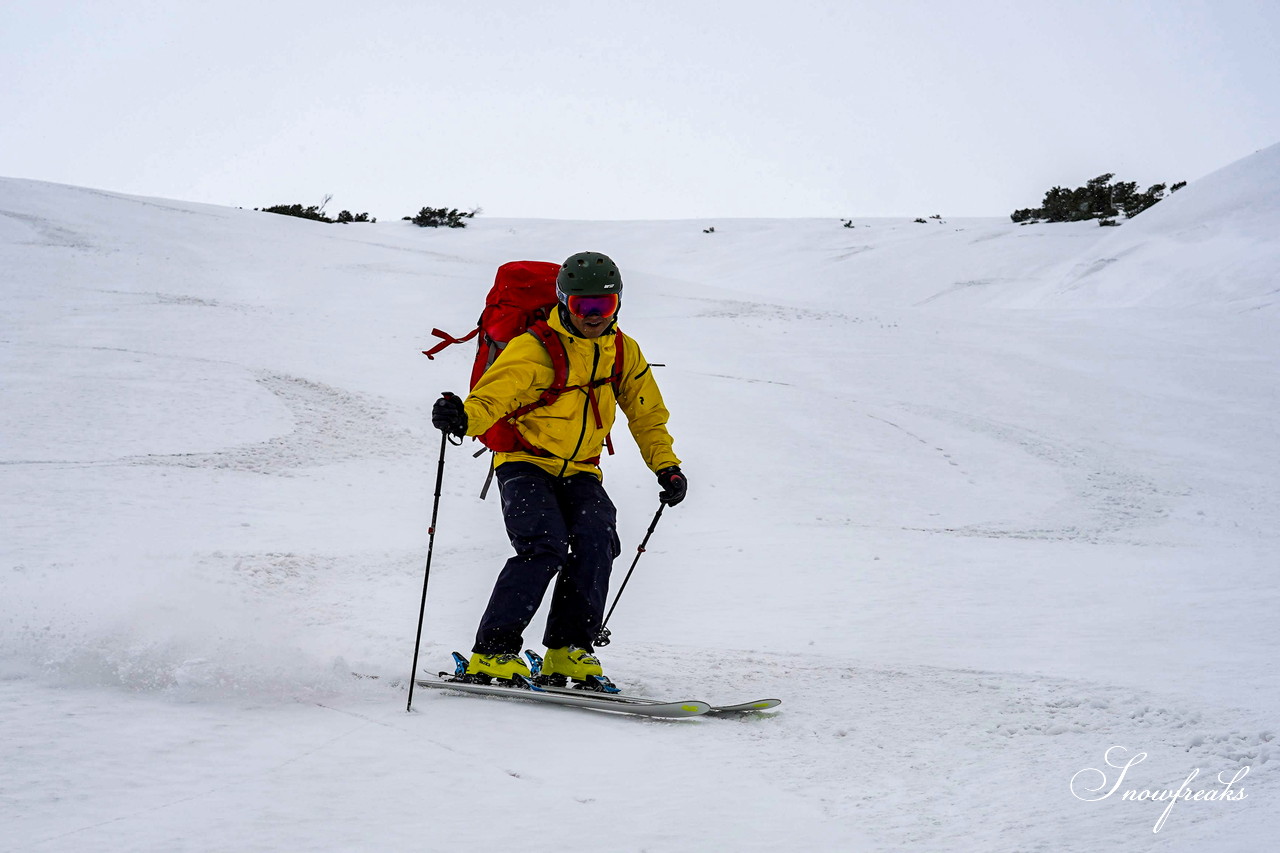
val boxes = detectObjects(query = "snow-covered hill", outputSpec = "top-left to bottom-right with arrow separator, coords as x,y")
1020,142 -> 1280,312
2,149 -> 1278,852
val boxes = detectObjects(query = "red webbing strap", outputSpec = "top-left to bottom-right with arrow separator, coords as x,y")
503,385 -> 563,423
586,386 -> 603,429
422,326 -> 480,359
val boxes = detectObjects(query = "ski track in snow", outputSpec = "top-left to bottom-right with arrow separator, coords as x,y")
680,650 -> 1277,850
129,373 -> 421,475
0,208 -> 101,251
894,403 -> 1172,544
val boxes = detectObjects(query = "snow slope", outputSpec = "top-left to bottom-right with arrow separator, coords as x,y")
2,151 -> 1278,852
1019,142 -> 1280,312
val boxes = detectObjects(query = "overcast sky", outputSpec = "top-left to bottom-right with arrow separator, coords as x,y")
3,1 -> 1278,220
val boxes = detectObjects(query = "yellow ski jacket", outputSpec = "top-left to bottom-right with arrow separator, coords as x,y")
462,311 -> 680,480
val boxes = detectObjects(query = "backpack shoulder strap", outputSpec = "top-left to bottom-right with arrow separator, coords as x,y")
500,321 -> 570,423
610,330 -> 626,390
527,320 -> 569,392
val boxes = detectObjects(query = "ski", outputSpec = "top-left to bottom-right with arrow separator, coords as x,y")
518,680 -> 781,715
366,650 -> 782,717
414,676 -> 711,718
517,649 -> 780,715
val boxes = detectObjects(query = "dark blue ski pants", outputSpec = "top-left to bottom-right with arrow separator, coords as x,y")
473,462 -> 621,655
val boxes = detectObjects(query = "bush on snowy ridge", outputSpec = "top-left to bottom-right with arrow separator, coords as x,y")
258,194 -> 375,224
404,206 -> 480,228
259,202 -> 334,222
1012,174 -> 1187,225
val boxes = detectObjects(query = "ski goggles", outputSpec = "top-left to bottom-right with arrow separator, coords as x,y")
565,293 -> 620,319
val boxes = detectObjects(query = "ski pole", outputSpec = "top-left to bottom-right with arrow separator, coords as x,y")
406,396 -> 458,712
595,501 -> 666,647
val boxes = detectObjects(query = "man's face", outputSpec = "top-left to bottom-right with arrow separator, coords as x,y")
571,311 -> 612,339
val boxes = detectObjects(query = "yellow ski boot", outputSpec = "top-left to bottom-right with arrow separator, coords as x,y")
535,646 -> 620,693
464,651 -> 531,683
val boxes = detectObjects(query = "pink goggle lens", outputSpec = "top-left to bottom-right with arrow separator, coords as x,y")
566,294 -> 619,318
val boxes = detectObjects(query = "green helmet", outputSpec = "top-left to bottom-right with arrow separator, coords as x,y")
557,251 -> 623,298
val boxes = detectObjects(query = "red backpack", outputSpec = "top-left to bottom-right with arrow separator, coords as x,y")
423,260 -> 624,457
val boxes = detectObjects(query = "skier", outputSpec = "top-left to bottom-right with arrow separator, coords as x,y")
430,251 -> 686,686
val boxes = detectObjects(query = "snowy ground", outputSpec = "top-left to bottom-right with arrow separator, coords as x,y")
3,145 -> 1278,852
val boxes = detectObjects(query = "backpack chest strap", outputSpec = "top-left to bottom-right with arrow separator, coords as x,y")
500,325 -> 625,449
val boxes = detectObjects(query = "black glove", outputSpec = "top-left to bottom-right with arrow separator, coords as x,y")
656,466 -> 687,506
431,392 -> 467,437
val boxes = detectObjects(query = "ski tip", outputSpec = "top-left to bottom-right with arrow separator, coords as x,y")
706,698 -> 783,714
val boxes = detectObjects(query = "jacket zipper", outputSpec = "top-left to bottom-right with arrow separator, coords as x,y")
561,340 -> 601,477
